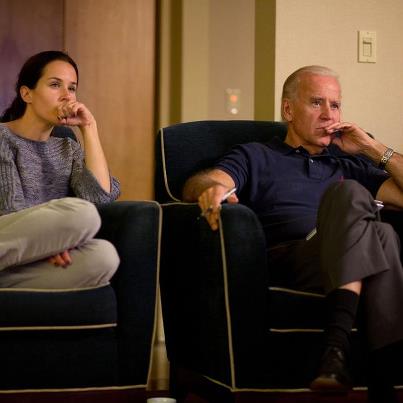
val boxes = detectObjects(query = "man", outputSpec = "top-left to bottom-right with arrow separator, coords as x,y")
182,66 -> 403,401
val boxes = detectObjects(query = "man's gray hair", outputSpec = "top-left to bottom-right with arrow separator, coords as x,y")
281,65 -> 340,101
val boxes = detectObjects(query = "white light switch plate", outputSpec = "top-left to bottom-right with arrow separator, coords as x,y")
358,30 -> 376,63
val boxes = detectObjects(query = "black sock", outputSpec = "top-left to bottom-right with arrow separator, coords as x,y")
324,288 -> 359,354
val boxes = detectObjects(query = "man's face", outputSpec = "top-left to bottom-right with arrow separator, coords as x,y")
283,73 -> 341,154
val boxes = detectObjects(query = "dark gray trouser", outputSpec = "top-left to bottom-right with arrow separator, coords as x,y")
268,179 -> 403,350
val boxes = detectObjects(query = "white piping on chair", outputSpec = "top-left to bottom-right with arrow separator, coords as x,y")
0,284 -> 108,293
160,128 -> 181,202
269,328 -> 358,333
0,385 -> 146,394
0,323 -> 117,332
200,374 -> 388,393
218,215 -> 236,389
146,202 -> 164,387
270,328 -> 324,333
268,286 -> 325,298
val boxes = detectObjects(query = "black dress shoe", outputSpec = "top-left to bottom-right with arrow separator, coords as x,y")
310,346 -> 352,393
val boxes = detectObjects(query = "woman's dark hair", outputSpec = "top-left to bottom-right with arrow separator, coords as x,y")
0,50 -> 79,122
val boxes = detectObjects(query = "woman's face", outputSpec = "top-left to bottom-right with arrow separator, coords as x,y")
21,60 -> 78,125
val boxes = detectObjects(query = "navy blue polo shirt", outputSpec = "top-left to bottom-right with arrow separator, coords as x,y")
215,137 -> 389,247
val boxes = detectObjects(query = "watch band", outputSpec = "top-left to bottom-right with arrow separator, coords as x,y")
379,147 -> 394,170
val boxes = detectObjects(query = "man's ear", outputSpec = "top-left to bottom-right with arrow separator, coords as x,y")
20,86 -> 32,103
281,98 -> 293,122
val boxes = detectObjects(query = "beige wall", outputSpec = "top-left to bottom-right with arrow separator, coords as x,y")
161,0 -> 403,151
2,0 -> 156,201
275,0 -> 403,151
181,0 -> 210,122
255,0 -> 276,121
160,0 -> 256,125
0,0 -> 64,113
65,0 -> 156,200
207,0 -> 255,120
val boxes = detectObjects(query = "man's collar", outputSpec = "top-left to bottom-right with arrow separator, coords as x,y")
269,136 -> 334,157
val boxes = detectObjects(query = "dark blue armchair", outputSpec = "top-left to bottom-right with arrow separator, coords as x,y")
155,120 -> 403,402
0,126 -> 161,402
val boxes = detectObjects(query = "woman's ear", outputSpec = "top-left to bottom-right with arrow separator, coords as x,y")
281,98 -> 293,122
20,86 -> 32,103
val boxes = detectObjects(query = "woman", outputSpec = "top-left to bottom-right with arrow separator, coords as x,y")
0,50 -> 120,288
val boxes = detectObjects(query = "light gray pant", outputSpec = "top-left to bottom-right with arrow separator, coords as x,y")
0,198 -> 119,289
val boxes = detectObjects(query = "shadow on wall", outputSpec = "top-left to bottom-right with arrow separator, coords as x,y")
0,36 -> 25,114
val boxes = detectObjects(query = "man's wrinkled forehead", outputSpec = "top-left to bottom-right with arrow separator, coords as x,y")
297,73 -> 341,99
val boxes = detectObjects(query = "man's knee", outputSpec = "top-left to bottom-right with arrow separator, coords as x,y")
376,221 -> 401,254
324,180 -> 367,200
320,180 -> 374,215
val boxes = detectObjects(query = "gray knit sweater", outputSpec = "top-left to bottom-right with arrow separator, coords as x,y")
0,124 -> 120,215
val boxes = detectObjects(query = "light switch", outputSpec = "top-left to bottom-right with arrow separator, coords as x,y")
363,38 -> 372,57
358,31 -> 376,63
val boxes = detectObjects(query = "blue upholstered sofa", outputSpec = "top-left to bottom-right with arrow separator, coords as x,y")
155,120 -> 403,402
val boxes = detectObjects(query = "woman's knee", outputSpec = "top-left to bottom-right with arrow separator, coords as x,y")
53,240 -> 119,288
83,239 -> 120,283
49,198 -> 101,237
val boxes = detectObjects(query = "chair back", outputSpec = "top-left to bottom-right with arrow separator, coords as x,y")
51,125 -> 77,141
155,120 -> 287,202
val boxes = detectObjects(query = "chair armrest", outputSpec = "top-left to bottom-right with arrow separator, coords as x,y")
96,200 -> 161,384
160,202 -> 268,386
381,209 -> 403,233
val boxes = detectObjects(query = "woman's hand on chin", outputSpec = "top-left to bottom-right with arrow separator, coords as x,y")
57,101 -> 95,128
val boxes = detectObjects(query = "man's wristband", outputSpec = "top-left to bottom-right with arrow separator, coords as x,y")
379,147 -> 394,170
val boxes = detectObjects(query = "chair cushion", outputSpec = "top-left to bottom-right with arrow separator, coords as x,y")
0,285 -> 117,329
267,286 -> 326,330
